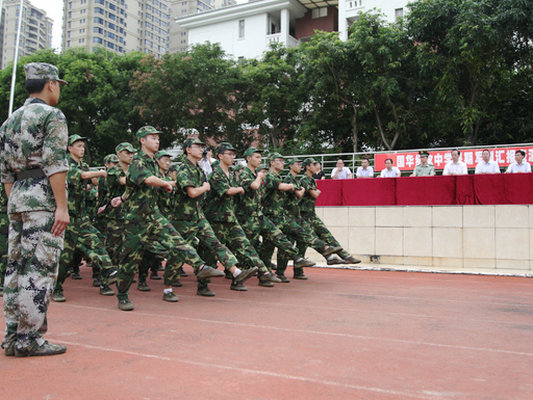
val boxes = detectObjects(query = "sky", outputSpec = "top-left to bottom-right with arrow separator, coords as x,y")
29,0 -> 63,49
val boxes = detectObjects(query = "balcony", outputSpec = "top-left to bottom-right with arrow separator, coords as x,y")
266,33 -> 300,48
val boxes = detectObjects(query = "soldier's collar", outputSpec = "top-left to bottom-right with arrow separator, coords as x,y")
26,97 -> 47,105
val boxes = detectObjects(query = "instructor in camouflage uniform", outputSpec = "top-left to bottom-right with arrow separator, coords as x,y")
0,63 -> 69,357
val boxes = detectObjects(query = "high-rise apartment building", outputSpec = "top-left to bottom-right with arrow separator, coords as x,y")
0,0 -> 53,69
169,0 -> 235,54
62,0 -> 171,57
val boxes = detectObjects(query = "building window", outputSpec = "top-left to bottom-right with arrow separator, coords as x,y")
93,37 -> 103,44
238,19 -> 245,39
311,7 -> 328,19
395,8 -> 404,18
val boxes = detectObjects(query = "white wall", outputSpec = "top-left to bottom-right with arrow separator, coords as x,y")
188,13 -> 269,59
300,205 -> 533,275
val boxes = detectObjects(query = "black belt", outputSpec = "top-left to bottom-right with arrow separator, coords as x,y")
15,168 -> 46,181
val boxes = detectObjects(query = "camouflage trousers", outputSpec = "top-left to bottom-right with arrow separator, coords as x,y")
0,213 -> 8,287
116,213 -> 204,300
297,213 -> 350,259
2,211 -> 64,351
237,213 -> 299,269
170,218 -> 238,289
262,214 -> 328,274
208,219 -> 269,274
105,218 -> 124,266
56,216 -> 115,290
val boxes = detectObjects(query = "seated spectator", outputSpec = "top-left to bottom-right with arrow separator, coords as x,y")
443,149 -> 468,175
356,159 -> 374,178
475,149 -> 500,174
506,150 -> 532,173
379,158 -> 401,178
312,162 -> 326,180
331,158 -> 353,179
411,151 -> 435,176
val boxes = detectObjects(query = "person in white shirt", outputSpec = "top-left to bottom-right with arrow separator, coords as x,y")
379,158 -> 401,178
442,149 -> 468,175
506,150 -> 532,173
475,149 -> 500,174
356,159 -> 374,178
331,158 -> 353,179
198,147 -> 215,177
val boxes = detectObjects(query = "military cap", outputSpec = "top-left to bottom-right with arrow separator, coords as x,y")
302,158 -> 318,168
155,150 -> 172,160
216,142 -> 236,155
268,152 -> 284,163
183,137 -> 205,150
136,125 -> 161,139
24,62 -> 68,84
419,151 -> 430,157
287,158 -> 301,166
243,147 -> 263,157
115,142 -> 137,153
104,154 -> 119,164
169,163 -> 179,172
68,134 -> 88,146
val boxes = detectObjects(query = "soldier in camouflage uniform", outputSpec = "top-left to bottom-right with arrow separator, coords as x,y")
235,148 -> 315,287
0,62 -> 69,357
261,153 -> 343,280
297,158 -> 361,265
204,142 -> 276,291
114,127 -> 229,311
173,137 -> 256,297
93,154 -> 119,236
52,135 -> 118,302
0,184 -> 8,294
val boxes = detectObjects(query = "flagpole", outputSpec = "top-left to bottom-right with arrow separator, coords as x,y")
8,0 -> 25,116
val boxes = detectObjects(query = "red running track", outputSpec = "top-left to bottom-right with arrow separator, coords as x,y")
1,267 -> 533,399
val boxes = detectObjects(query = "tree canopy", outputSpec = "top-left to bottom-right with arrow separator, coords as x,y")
0,0 -> 531,164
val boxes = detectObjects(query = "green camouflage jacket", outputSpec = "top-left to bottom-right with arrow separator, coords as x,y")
175,158 -> 205,221
66,156 -> 90,218
157,170 -> 175,218
0,97 -> 68,214
283,172 -> 302,218
299,174 -> 317,216
262,170 -> 286,219
123,150 -> 161,219
0,184 -> 7,214
204,165 -> 237,223
104,164 -> 128,220
235,166 -> 263,218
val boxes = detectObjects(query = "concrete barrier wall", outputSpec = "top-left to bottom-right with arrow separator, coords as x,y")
302,205 -> 533,274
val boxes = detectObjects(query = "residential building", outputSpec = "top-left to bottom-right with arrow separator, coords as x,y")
176,0 -> 339,59
169,0 -> 236,54
62,0 -> 171,57
0,0 -> 53,69
338,0 -> 410,40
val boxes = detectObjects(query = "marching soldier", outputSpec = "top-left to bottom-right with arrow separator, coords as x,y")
52,135 -> 118,302
235,148 -> 315,287
172,137 -> 256,296
204,142 -> 277,291
0,184 -> 7,294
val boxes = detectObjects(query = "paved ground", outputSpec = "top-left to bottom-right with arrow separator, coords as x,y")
1,267 -> 533,400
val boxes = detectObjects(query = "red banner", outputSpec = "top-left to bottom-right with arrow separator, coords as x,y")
374,146 -> 533,171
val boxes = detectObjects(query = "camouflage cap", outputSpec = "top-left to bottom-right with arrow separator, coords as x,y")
136,125 -> 161,139
287,158 -> 301,166
268,152 -> 284,163
183,137 -> 205,150
168,163 -> 179,172
115,142 -> 137,153
216,142 -> 236,155
243,147 -> 263,157
104,154 -> 119,164
24,62 -> 68,84
155,150 -> 172,160
302,157 -> 318,168
68,134 -> 88,146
